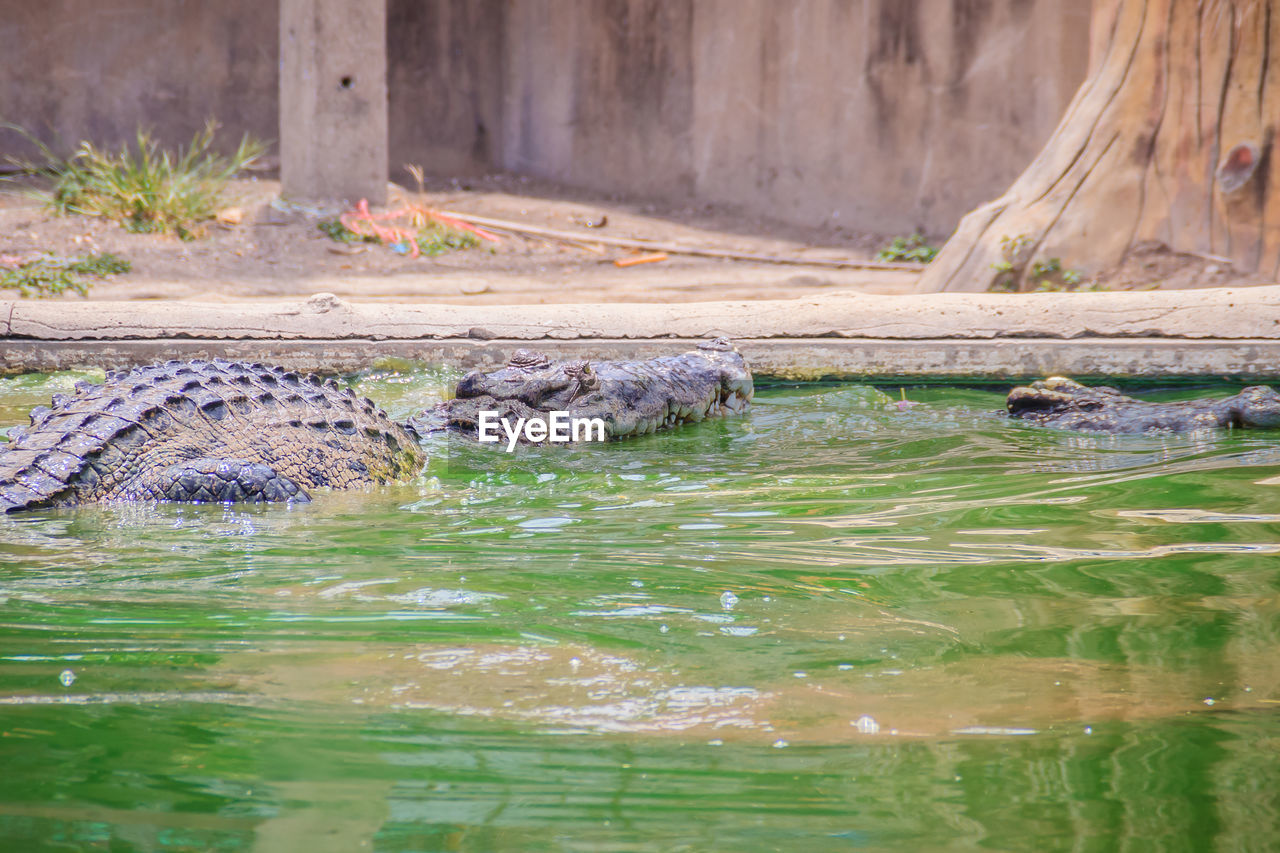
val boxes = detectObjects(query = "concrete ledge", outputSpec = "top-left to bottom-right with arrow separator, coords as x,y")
4,290 -> 1280,380
4,338 -> 1280,382
4,287 -> 1280,342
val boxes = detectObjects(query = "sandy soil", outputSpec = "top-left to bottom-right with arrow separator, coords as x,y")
1098,240 -> 1266,290
0,175 -> 920,304
2,172 -> 1268,304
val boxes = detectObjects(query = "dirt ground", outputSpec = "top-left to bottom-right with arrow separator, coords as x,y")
0,173 -> 1268,303
1097,241 -> 1264,291
0,175 -> 920,304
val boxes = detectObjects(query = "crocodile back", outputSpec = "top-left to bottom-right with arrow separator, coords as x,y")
0,360 -> 425,511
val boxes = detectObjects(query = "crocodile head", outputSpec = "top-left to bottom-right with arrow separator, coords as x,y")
453,350 -> 599,412
1005,376 -> 1128,418
1008,376 -> 1280,433
1231,386 -> 1280,428
423,339 -> 754,441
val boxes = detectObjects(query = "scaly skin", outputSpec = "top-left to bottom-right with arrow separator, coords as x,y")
414,339 -> 754,442
0,344 -> 753,511
1007,376 -> 1280,432
0,360 -> 425,512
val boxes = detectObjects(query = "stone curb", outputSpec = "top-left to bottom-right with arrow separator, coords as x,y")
4,338 -> 1280,382
2,287 -> 1279,342
3,289 -> 1280,380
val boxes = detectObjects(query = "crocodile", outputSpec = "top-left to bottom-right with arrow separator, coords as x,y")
0,341 -> 754,511
1007,376 -> 1280,432
413,338 -> 754,442
0,360 -> 424,512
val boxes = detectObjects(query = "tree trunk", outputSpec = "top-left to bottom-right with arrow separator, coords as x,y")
920,0 -> 1279,292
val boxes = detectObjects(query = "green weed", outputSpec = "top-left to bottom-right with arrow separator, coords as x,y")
318,217 -> 479,256
415,223 -> 479,255
1029,256 -> 1092,291
991,237 -> 1094,292
876,233 -> 939,264
983,236 -> 1095,294
317,218 -> 376,243
49,121 -> 265,240
1029,256 -> 1062,280
989,234 -> 1036,291
0,123 -> 62,179
0,252 -> 131,298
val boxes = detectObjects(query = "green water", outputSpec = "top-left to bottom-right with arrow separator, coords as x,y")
0,368 -> 1278,852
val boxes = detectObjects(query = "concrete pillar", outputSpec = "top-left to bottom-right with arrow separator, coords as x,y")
279,0 -> 388,205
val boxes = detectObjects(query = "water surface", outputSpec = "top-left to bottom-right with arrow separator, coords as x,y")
1,368 -> 1278,851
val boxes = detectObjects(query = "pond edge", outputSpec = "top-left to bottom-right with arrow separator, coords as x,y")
3,288 -> 1280,379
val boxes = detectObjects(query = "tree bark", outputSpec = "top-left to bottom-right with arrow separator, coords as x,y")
920,0 -> 1279,292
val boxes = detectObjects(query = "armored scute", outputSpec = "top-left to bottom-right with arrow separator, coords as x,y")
1007,377 -> 1280,433
0,360 -> 425,512
0,342 -> 755,511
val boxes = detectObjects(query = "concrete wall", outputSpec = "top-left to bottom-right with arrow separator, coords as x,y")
0,1 -> 277,160
0,0 -> 1089,236
501,2 -> 698,198
387,0 -> 504,180
494,0 -> 1091,235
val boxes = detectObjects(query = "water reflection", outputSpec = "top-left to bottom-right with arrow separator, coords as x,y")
0,702 -> 1275,851
1,372 -> 1280,849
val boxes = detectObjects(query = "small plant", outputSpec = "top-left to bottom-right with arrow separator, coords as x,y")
317,216 -> 476,254
1029,256 -> 1062,280
877,233 -> 939,263
989,236 -> 1092,292
989,234 -> 1036,291
322,194 -> 488,259
49,121 -> 265,240
0,123 -> 64,179
1030,256 -> 1092,291
415,222 -> 479,255
318,218 -> 377,244
0,252 -> 131,297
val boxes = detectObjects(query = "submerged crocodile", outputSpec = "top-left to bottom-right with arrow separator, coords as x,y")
0,360 -> 425,512
414,338 -> 754,441
0,341 -> 753,511
1007,377 -> 1280,433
